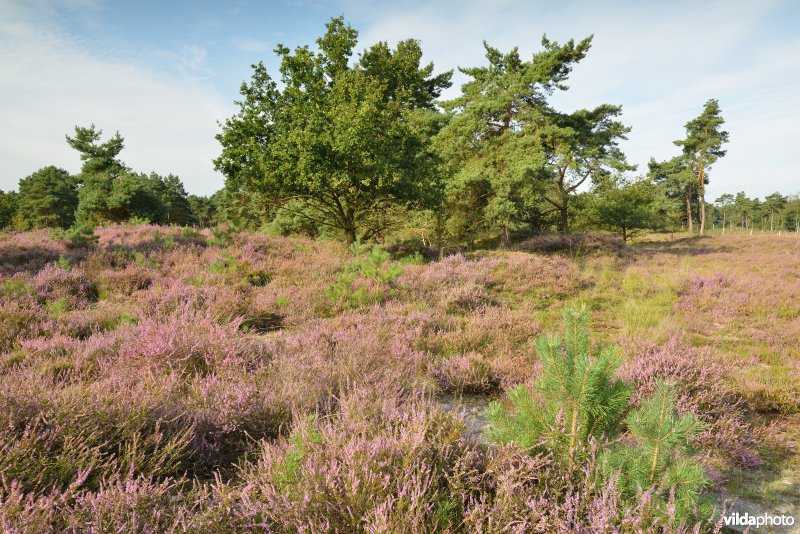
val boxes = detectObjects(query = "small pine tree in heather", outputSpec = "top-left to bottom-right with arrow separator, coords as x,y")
487,307 -> 712,525
486,305 -> 631,469
601,381 -> 710,524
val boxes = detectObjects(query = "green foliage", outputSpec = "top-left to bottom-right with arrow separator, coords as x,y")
68,125 -> 128,226
1,279 -> 34,298
326,243 -> 404,309
63,225 -> 98,249
157,174 -> 194,225
181,226 -> 202,239
209,253 -> 239,275
436,36 -> 631,242
673,99 -> 729,234
16,166 -> 78,229
66,125 -> 193,227
208,226 -> 237,247
591,176 -> 657,241
349,242 -> 404,284
540,105 -> 633,233
66,124 -> 126,177
45,298 -> 70,316
273,416 -> 323,493
601,382 -> 710,524
487,308 -> 712,525
214,17 -> 452,243
0,189 -> 18,229
486,306 -> 631,468
187,194 -> 216,227
649,155 -> 697,232
244,269 -> 272,287
55,255 -> 73,271
134,251 -> 161,270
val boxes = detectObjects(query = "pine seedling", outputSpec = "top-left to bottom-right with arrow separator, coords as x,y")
486,306 -> 631,469
601,381 -> 710,524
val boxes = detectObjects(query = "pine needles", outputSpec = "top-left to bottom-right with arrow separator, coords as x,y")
486,305 -> 711,525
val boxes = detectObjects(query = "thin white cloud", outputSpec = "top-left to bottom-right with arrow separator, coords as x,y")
0,1 -> 231,195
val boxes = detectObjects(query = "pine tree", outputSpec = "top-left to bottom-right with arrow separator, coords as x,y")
601,381 -> 709,525
16,166 -> 78,229
674,99 -> 729,235
486,305 -> 631,469
487,308 -> 711,525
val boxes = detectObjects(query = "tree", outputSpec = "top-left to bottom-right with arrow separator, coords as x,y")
155,174 -> 193,225
435,38 -> 592,244
210,182 -> 269,229
0,190 -> 19,230
674,99 -> 729,235
214,17 -> 452,243
436,36 -> 630,240
540,105 -> 632,233
67,125 -> 128,226
733,191 -> 753,230
16,166 -> 78,229
487,306 -> 631,470
487,307 -> 710,526
781,195 -> 800,233
591,176 -> 656,242
105,172 -> 168,223
762,192 -> 786,232
601,382 -> 709,524
649,156 -> 697,233
66,124 -> 126,177
714,193 -> 734,233
188,194 -> 216,227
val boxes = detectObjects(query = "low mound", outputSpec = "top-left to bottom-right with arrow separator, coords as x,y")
514,232 -> 629,257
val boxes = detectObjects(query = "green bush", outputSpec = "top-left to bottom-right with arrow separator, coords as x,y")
325,243 -> 404,309
63,226 -> 98,249
600,381 -> 711,523
486,306 -> 631,468
486,306 -> 710,526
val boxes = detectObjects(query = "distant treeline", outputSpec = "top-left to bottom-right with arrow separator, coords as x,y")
2,17 -> 798,244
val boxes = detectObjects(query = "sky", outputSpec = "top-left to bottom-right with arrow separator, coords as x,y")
1,0 -> 798,198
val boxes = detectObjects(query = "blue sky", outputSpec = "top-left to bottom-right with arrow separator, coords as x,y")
1,0 -> 798,198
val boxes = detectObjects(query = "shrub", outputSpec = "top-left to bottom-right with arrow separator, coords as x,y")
236,394 -> 474,532
109,308 -> 252,376
486,306 -> 631,468
429,352 -> 501,394
619,337 -> 759,465
32,264 -> 98,309
63,226 -> 98,249
208,226 -> 236,247
486,307 -> 714,528
514,232 -> 629,257
600,382 -> 711,525
326,244 -> 403,310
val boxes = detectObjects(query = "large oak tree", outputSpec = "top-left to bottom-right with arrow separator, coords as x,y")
214,17 -> 452,243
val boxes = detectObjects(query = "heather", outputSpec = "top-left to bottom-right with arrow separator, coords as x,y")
1,225 -> 798,530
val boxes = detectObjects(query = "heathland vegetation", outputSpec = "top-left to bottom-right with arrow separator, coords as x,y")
1,17 -> 798,532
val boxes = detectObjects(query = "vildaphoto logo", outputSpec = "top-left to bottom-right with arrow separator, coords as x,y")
722,512 -> 795,529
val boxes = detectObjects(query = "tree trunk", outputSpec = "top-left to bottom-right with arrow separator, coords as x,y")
344,226 -> 357,244
499,225 -> 511,248
559,199 -> 569,234
685,192 -> 693,234
622,226 -> 627,243
698,157 -> 706,235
